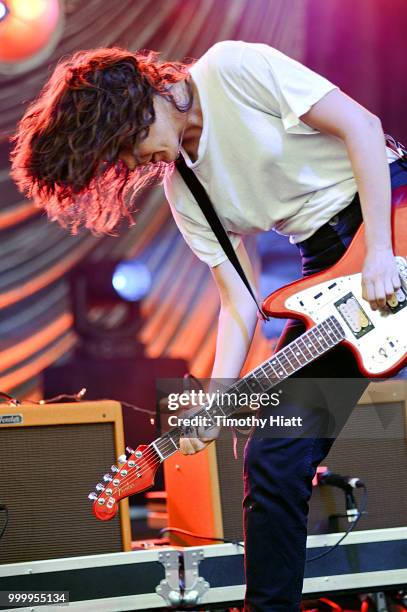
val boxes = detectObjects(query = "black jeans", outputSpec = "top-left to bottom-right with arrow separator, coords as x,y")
243,159 -> 407,611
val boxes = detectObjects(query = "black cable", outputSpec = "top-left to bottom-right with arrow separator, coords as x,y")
306,484 -> 368,562
0,504 -> 9,541
158,526 -> 244,548
159,487 -> 368,558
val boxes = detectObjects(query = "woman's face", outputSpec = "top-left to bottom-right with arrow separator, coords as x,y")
118,95 -> 183,169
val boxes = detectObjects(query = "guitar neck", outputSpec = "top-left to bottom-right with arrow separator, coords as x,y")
150,315 -> 345,461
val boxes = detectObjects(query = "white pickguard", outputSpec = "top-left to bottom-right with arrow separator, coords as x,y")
285,257 -> 407,375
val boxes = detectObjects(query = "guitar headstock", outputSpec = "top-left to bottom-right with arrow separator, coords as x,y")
88,444 -> 159,521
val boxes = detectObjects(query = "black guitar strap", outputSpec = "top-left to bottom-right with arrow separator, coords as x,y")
175,155 -> 269,321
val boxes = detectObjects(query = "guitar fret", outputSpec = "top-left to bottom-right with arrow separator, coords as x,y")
211,402 -> 227,418
313,326 -> 330,350
259,365 -> 275,389
198,407 -> 217,426
280,351 -> 296,373
294,340 -> 308,367
151,441 -> 165,461
268,358 -> 285,379
297,336 -> 313,361
264,361 -> 281,381
303,332 -> 320,359
303,333 -> 318,357
323,321 -> 336,347
275,351 -> 289,372
320,329 -> 332,349
167,433 -> 179,451
285,345 -> 303,369
252,370 -> 270,392
234,378 -> 252,395
327,316 -> 344,341
307,329 -> 323,354
155,429 -> 184,460
275,355 -> 289,376
246,374 -> 266,394
152,318 -> 345,466
292,339 -> 308,364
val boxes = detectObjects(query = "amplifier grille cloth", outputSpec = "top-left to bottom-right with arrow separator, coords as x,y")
215,402 -> 407,541
0,423 -> 123,564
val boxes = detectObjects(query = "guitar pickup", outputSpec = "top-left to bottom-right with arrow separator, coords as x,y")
334,292 -> 374,339
386,287 -> 407,313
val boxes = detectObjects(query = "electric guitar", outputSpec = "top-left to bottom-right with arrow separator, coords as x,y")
89,186 -> 407,521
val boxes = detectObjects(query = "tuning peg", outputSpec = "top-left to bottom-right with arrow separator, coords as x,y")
103,474 -> 112,482
111,465 -> 119,472
117,454 -> 127,464
126,446 -> 134,454
88,492 -> 98,500
95,483 -> 105,491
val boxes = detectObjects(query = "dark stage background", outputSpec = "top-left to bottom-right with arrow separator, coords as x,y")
0,0 -> 405,420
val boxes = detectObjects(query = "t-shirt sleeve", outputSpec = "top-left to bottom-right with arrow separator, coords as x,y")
163,171 -> 242,268
238,42 -> 338,132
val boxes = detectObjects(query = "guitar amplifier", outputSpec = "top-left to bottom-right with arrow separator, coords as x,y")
0,401 -> 131,564
163,380 -> 407,545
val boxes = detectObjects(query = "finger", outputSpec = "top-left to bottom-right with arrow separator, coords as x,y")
362,280 -> 376,309
392,273 -> 401,292
179,437 -> 196,455
384,276 -> 396,301
373,279 -> 387,309
197,423 -> 216,436
179,437 -> 206,455
189,437 -> 207,452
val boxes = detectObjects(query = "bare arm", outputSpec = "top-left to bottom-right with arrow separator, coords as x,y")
300,88 -> 400,309
209,241 -> 259,380
179,241 -> 259,454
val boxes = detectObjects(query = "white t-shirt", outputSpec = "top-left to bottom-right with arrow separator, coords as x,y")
164,40 -> 395,267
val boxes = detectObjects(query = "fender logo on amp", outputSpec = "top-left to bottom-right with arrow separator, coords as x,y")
0,414 -> 23,425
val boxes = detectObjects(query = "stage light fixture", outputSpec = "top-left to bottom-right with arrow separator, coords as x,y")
112,260 -> 152,302
0,0 -> 64,75
69,259 -> 151,359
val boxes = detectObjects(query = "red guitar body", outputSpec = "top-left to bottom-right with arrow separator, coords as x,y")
263,186 -> 407,378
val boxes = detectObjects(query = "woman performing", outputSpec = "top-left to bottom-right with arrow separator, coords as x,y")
10,40 -> 407,610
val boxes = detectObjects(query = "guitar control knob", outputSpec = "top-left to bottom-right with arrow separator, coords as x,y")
88,492 -> 98,500
103,474 -> 112,482
135,450 -> 143,458
96,483 -> 105,491
118,454 -> 127,464
111,465 -> 119,472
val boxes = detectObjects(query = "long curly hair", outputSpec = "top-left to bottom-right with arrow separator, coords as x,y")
10,47 -> 194,235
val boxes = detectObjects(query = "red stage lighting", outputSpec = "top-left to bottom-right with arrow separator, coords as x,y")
0,0 -> 64,74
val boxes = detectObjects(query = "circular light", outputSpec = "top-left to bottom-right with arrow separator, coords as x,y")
0,2 -> 8,22
112,260 -> 152,302
0,0 -> 64,74
12,0 -> 48,20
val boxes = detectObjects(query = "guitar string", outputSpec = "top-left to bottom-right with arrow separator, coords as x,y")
101,317 -> 344,503
97,318 -> 344,506
97,318 -> 344,505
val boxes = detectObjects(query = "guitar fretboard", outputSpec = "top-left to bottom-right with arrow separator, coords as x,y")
149,315 -> 345,462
